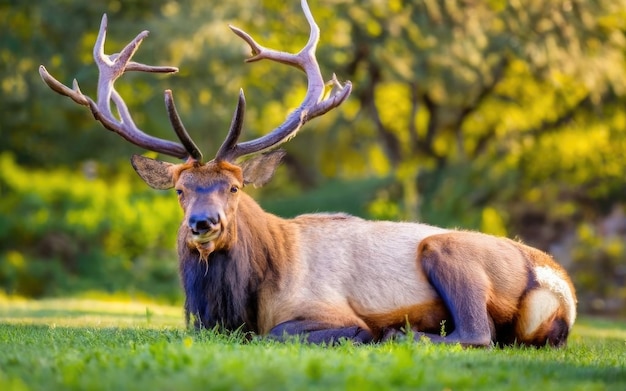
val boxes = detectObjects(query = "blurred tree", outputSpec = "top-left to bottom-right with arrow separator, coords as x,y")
314,0 -> 626,227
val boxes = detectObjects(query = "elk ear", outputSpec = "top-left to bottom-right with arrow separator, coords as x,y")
130,154 -> 175,190
240,150 -> 285,188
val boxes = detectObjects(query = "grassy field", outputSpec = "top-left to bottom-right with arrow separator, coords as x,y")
1,296 -> 625,391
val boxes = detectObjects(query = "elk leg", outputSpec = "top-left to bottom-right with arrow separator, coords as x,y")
269,319 -> 374,345
418,236 -> 495,347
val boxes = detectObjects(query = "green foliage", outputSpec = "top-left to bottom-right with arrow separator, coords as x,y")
1,298 -> 625,391
260,177 -> 391,218
572,221 -> 626,315
0,153 -> 182,300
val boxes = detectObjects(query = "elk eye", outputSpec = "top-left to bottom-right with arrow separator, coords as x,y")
175,189 -> 183,196
230,185 -> 239,194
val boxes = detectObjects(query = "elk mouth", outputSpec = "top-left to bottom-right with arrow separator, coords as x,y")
191,229 -> 221,244
189,230 -> 221,262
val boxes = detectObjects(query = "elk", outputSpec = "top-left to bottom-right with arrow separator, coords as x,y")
40,0 -> 576,347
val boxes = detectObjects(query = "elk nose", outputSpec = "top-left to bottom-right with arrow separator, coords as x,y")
188,213 -> 220,235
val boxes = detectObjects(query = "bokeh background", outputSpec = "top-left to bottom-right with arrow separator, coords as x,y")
1,0 -> 625,316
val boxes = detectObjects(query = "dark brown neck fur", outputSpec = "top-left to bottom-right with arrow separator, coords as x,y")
178,192 -> 292,332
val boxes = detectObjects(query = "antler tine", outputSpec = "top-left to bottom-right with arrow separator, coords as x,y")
40,14 -> 195,160
165,90 -> 203,162
215,89 -> 246,161
219,0 -> 352,162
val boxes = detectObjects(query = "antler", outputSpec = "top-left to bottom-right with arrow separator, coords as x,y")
39,14 -> 201,161
216,0 -> 352,162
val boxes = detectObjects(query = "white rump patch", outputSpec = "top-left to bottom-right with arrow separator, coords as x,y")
534,266 -> 577,328
520,288 -> 560,337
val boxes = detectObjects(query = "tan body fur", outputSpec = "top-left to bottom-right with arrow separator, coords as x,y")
261,213 -> 446,335
257,200 -> 574,346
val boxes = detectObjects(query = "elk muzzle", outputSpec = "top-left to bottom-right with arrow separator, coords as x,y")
188,212 -> 221,237
186,205 -> 227,261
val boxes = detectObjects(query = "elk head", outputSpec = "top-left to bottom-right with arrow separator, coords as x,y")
39,0 -> 352,259
130,91 -> 289,259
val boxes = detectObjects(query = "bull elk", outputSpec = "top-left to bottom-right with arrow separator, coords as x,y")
40,0 -> 576,347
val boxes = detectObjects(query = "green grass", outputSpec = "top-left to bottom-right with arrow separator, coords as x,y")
1,297 -> 625,391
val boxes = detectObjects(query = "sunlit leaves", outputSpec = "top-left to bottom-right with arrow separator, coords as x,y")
0,153 -> 180,297
480,207 -> 508,237
374,82 -> 411,147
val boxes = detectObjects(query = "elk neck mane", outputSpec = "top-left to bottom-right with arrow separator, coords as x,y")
178,190 -> 292,333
